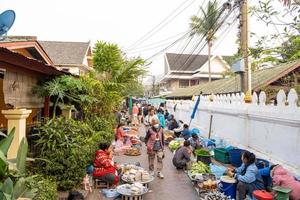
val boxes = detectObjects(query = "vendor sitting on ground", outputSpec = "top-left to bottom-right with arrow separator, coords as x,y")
172,140 -> 192,170
173,120 -> 184,137
167,115 -> 178,131
227,151 -> 265,200
180,124 -> 192,140
93,143 -> 119,186
188,133 -> 202,151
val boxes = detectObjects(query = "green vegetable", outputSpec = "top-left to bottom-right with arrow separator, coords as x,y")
191,161 -> 211,174
195,149 -> 211,157
168,141 -> 181,152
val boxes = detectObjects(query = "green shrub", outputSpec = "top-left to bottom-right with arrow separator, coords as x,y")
27,175 -> 57,200
86,115 -> 115,143
34,118 -> 99,191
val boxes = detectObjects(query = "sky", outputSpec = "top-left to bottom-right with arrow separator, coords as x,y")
1,0 -> 284,78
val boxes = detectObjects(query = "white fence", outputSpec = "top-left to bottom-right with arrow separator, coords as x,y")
166,89 -> 300,174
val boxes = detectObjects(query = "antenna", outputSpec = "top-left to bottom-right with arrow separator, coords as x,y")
0,10 -> 16,40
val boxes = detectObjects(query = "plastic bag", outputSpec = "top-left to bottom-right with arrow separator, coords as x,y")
210,164 -> 227,179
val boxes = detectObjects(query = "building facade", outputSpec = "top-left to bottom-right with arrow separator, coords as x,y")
159,53 -> 231,92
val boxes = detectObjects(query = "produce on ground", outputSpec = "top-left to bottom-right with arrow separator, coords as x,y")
198,179 -> 217,190
124,147 -> 141,156
191,161 -> 211,174
198,191 -> 233,200
195,149 -> 211,156
168,140 -> 181,151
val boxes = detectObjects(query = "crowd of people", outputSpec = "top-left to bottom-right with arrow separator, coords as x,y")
70,102 -> 300,200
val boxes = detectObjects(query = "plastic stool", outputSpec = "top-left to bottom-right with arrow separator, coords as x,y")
273,186 -> 291,200
93,179 -> 111,189
253,190 -> 273,200
121,195 -> 144,200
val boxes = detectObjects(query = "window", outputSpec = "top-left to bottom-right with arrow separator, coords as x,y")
179,80 -> 189,88
190,80 -> 199,86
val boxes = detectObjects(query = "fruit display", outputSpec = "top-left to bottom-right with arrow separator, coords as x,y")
191,161 -> 211,174
198,191 -> 233,200
124,147 -> 141,156
117,183 -> 148,196
168,140 -> 181,152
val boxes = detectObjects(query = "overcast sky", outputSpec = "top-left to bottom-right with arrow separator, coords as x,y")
2,0 -> 283,76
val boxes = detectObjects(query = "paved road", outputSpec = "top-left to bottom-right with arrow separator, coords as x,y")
88,125 -> 198,200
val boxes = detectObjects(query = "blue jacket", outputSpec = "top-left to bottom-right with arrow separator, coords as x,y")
235,163 -> 265,189
157,113 -> 166,128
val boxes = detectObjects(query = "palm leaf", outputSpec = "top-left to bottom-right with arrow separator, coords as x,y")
16,138 -> 28,175
0,128 -> 15,156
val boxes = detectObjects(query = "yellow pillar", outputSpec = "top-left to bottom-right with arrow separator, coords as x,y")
1,109 -> 32,159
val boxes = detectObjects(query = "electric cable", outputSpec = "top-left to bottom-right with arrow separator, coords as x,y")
126,0 -> 198,51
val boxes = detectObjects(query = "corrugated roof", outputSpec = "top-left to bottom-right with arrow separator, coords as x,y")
166,53 -> 208,72
167,59 -> 300,98
38,41 -> 90,65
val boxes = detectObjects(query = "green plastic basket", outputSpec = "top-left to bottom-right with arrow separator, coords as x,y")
214,148 -> 230,164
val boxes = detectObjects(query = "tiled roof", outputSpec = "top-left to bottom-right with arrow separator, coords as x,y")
166,53 -> 208,72
166,59 -> 300,98
38,41 -> 90,65
0,36 -> 37,43
0,47 -> 66,75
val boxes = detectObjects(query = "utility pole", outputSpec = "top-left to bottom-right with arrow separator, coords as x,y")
240,0 -> 249,93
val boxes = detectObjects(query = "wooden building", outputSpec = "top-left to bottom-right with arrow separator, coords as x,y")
0,47 -> 65,129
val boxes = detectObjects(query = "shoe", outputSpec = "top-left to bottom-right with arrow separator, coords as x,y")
157,172 -> 164,179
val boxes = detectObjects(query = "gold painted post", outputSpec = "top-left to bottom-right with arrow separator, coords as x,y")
1,109 -> 32,159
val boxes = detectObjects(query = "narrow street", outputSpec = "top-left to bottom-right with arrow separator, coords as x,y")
88,125 -> 198,200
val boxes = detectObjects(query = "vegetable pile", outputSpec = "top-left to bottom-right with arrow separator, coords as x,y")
168,140 -> 181,152
195,149 -> 211,156
198,191 -> 233,200
191,161 -> 211,174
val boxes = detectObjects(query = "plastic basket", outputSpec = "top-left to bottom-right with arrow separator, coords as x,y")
228,148 -> 245,167
214,148 -> 230,164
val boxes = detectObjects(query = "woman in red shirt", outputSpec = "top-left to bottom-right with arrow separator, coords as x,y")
93,143 -> 119,185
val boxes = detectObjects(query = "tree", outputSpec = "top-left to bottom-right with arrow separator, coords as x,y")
249,0 -> 300,68
92,41 -> 147,96
190,0 -> 222,82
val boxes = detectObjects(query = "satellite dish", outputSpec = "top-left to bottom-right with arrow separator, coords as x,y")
0,10 -> 15,36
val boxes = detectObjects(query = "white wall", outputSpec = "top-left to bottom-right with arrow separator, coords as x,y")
166,89 -> 300,175
199,56 -> 228,73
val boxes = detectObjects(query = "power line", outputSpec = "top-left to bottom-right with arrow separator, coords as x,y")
127,32 -> 189,54
158,2 -> 228,72
126,0 -> 198,51
170,0 -> 208,68
174,2 -> 236,72
145,31 -> 193,61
